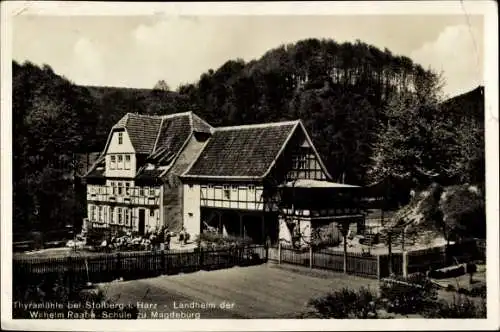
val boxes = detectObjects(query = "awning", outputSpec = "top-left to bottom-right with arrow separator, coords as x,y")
279,179 -> 360,189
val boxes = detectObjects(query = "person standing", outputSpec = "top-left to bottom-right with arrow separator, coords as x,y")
164,229 -> 171,250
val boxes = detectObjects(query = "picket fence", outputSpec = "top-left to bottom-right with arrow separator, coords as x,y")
268,245 -> 383,279
13,245 -> 268,285
267,239 -> 486,279
13,240 -> 485,286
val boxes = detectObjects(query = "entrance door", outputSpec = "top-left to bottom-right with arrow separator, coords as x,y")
138,209 -> 145,234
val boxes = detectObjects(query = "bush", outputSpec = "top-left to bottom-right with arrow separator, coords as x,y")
379,274 -> 438,315
469,284 -> 487,299
197,232 -> 253,248
306,287 -> 377,318
424,296 -> 486,318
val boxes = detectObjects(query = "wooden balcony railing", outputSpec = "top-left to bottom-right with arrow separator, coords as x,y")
87,186 -> 160,206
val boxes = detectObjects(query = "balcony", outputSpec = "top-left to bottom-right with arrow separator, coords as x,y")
87,186 -> 160,206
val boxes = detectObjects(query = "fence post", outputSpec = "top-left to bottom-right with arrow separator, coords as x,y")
67,256 -> 73,292
278,241 -> 282,265
116,252 -> 121,280
402,251 -> 408,278
309,245 -> 313,268
388,231 -> 393,275
161,250 -> 166,274
265,243 -> 269,262
376,255 -> 381,280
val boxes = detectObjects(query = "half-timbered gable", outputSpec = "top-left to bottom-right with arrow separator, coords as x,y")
83,112 -> 213,233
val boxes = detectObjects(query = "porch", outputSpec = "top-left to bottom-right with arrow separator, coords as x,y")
277,179 -> 364,247
200,208 -> 278,245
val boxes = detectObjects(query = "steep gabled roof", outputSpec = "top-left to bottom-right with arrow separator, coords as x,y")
112,113 -> 163,154
182,121 -> 300,179
84,112 -> 214,179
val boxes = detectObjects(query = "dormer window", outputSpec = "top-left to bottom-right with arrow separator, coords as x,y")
118,132 -> 123,145
110,156 -> 116,170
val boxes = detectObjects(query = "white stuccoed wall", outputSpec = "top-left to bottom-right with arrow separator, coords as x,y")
105,130 -> 136,178
183,184 -> 201,240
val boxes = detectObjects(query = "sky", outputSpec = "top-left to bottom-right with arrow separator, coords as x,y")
12,14 -> 484,98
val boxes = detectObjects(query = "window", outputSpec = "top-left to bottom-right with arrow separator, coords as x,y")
111,182 -> 118,195
223,185 -> 230,190
298,155 -> 307,169
110,155 -> 116,170
98,206 -> 103,222
149,188 -> 155,196
231,185 -> 238,191
125,208 -> 130,226
139,187 -> 144,196
111,208 -> 115,224
117,155 -> 123,170
89,205 -> 94,221
150,209 -> 155,217
118,132 -> 123,145
248,185 -> 255,191
125,182 -> 130,195
118,182 -> 123,195
208,184 -> 214,189
224,189 -> 230,199
117,208 -> 123,224
124,155 -> 131,170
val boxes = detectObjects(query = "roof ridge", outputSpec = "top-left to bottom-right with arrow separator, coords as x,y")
161,111 -> 192,119
151,117 -> 165,154
214,120 -> 299,131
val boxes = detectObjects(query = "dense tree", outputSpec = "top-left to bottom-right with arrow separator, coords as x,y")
12,37 -> 485,235
13,61 -> 98,235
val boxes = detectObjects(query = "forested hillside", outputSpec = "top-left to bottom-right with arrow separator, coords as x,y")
12,38 -> 484,234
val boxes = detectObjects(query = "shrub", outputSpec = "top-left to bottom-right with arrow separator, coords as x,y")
469,284 -> 487,299
424,296 -> 486,318
197,232 -> 253,248
306,287 -> 377,319
379,274 -> 438,315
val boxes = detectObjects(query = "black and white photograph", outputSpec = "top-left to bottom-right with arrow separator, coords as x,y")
1,1 -> 498,331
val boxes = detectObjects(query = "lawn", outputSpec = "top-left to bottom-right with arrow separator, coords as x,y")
99,263 -> 379,319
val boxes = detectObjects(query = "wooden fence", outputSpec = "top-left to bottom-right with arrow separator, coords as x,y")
267,239 -> 485,279
406,240 -> 486,274
12,239 -> 485,286
13,245 -> 268,285
268,245 -> 380,279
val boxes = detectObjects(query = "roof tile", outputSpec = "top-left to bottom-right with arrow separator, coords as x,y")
184,121 -> 298,178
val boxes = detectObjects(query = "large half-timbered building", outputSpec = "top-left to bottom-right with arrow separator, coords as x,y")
83,112 -> 363,244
